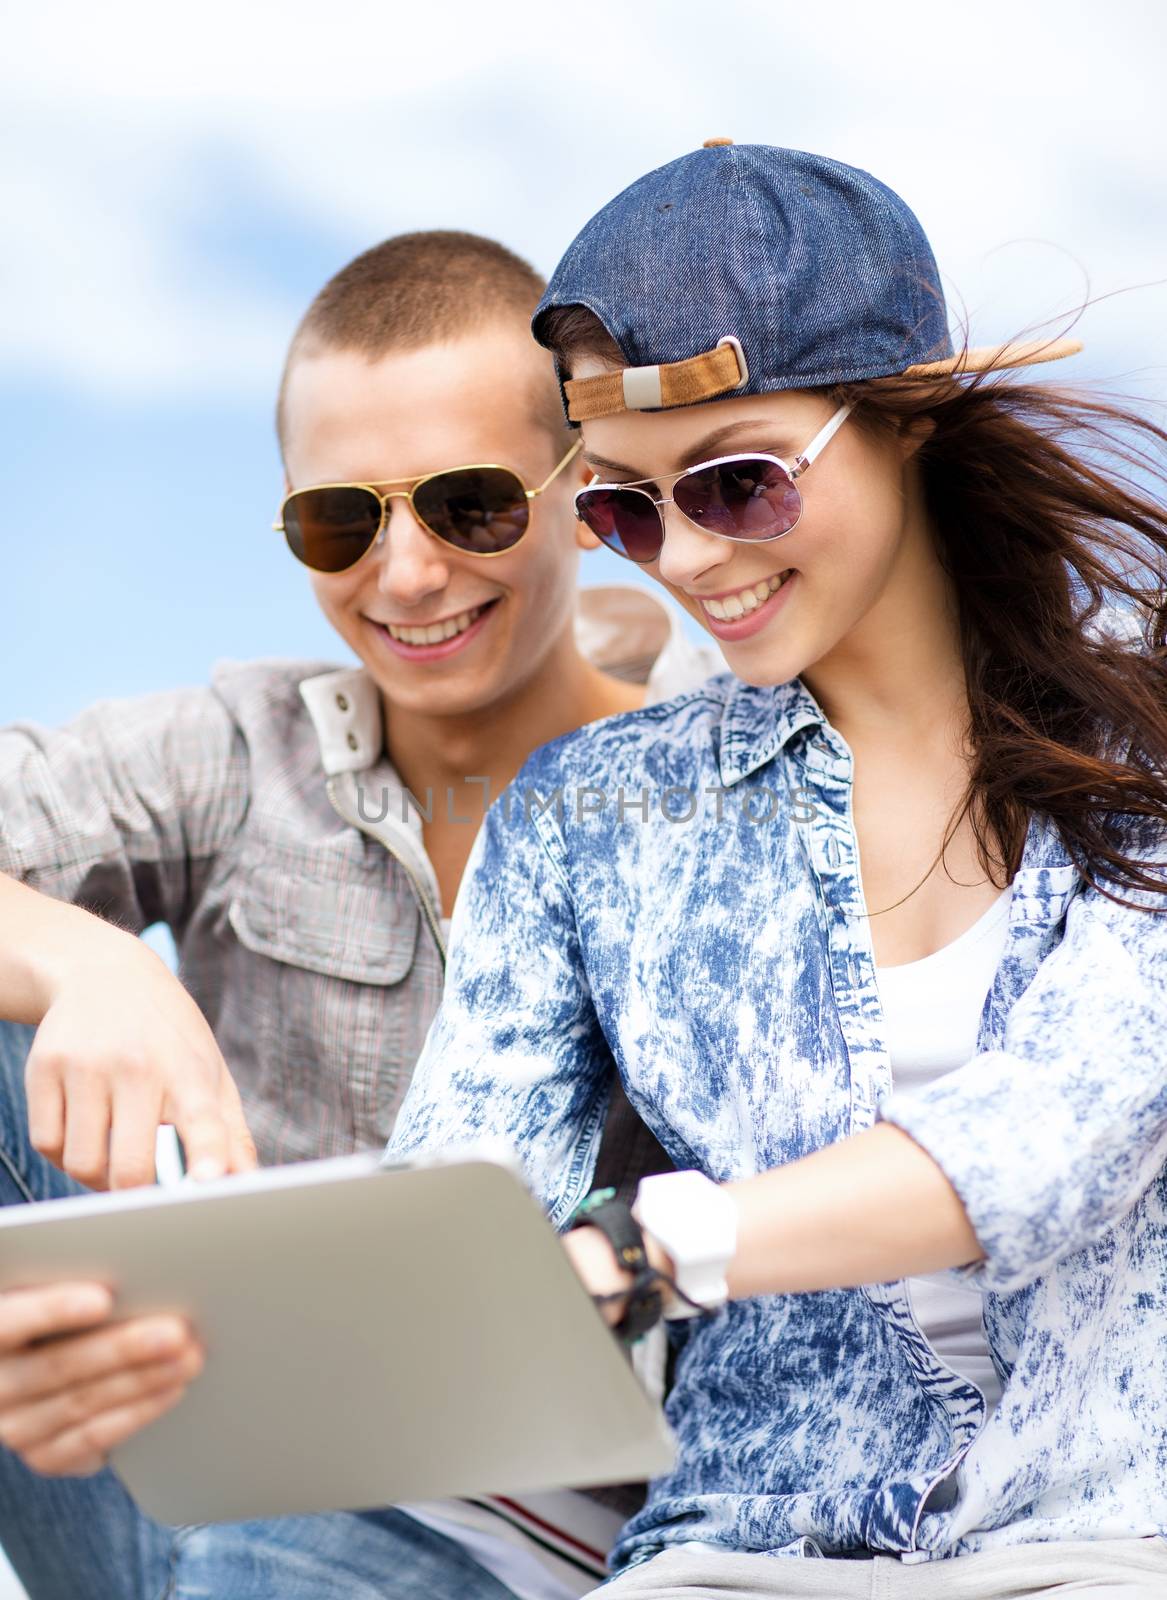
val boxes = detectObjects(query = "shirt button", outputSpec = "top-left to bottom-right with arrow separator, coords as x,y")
336,693 -> 350,712
346,731 -> 359,751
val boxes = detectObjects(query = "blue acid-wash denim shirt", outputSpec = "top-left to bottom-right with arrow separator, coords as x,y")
388,670 -> 1167,1570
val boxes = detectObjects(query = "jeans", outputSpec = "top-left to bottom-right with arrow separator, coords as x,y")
0,1021 -> 517,1600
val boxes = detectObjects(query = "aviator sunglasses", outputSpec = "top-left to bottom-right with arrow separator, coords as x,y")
574,404 -> 851,563
276,440 -> 583,573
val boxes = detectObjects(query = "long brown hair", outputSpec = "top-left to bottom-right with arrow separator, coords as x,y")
541,307 -> 1167,904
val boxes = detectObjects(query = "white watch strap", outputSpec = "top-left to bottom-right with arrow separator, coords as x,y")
633,1170 -> 738,1319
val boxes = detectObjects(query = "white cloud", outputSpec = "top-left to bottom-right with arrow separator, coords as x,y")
1,0 -> 1163,399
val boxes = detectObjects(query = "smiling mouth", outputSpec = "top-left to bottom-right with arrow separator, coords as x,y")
378,600 -> 496,646
697,572 -> 793,622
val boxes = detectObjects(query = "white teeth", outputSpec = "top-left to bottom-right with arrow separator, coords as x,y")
701,573 -> 791,623
386,604 -> 484,645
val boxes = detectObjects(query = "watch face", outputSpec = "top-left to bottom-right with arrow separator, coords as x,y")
635,1171 -> 738,1279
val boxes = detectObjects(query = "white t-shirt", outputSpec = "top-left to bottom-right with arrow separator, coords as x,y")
875,887 -> 1014,1415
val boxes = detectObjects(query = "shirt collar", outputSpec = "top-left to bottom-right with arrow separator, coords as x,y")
1017,812 -> 1077,875
717,675 -> 832,787
717,677 -> 1081,889
299,666 -> 383,776
714,670 -> 1084,941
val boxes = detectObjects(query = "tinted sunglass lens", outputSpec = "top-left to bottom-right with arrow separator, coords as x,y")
674,458 -> 802,540
283,488 -> 382,572
413,468 -> 529,553
575,488 -> 663,563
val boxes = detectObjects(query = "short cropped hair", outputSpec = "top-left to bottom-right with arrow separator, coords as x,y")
276,230 -> 567,455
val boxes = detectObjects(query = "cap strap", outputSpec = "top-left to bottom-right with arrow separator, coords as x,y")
565,340 -> 747,422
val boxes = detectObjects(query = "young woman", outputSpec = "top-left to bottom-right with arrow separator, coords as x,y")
388,143 -> 1167,1597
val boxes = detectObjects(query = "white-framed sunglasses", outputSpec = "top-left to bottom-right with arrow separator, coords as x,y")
574,404 -> 851,563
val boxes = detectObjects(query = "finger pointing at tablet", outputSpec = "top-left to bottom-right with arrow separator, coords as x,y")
0,1283 -> 204,1476
1,877 -> 258,1190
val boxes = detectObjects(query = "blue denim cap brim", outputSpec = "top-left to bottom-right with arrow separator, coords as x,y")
533,144 -> 954,406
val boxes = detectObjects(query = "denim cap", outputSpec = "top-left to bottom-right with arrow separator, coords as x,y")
533,141 -> 1080,424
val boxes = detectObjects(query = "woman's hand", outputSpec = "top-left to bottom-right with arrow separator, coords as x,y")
563,1224 -> 674,1326
0,1282 -> 203,1476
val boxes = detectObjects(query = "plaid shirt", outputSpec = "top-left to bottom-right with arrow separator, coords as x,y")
0,585 -> 716,1167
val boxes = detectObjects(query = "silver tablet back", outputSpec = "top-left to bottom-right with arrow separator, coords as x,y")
0,1154 -> 674,1524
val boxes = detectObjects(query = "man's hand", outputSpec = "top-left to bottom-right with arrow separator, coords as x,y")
0,1283 -> 203,1476
1,875 -> 258,1191
22,927 -> 257,1192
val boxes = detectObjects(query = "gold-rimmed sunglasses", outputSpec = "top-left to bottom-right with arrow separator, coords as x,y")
274,441 -> 583,573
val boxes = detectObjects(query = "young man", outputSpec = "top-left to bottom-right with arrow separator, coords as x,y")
0,231 -> 715,1599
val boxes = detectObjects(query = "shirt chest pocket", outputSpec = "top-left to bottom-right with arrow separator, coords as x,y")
227,857 -> 420,985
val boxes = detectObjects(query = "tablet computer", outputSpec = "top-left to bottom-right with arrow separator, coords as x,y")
0,1152 -> 674,1525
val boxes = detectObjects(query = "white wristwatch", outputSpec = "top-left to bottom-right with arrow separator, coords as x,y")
632,1170 -> 738,1319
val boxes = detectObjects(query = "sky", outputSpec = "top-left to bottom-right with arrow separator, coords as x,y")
1,0 -> 1165,727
